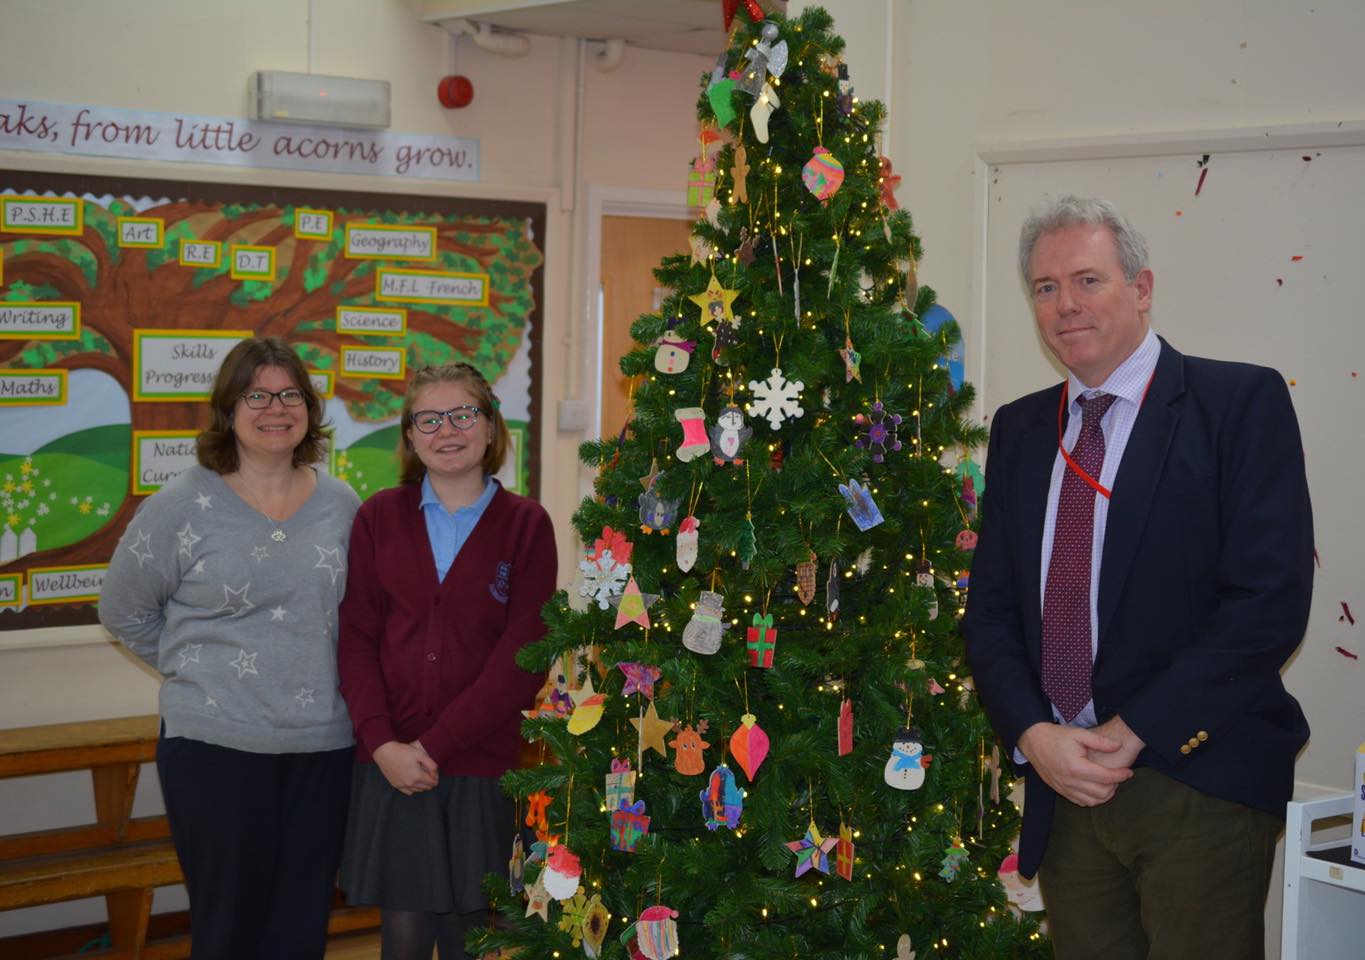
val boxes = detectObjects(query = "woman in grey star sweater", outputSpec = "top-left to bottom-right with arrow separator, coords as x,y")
99,337 -> 359,960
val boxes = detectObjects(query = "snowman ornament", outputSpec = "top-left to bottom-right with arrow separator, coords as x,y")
883,727 -> 932,790
654,327 -> 696,375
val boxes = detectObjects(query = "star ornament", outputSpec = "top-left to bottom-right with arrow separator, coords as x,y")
786,822 -> 838,877
629,700 -> 673,757
610,575 -> 659,629
689,275 -> 740,327
617,661 -> 663,699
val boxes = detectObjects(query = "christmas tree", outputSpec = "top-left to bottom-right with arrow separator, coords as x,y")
481,7 -> 1048,958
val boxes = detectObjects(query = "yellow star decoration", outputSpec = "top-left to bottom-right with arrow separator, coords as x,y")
629,700 -> 673,758
688,275 -> 740,326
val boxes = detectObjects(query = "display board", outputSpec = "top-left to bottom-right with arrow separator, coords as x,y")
0,169 -> 545,631
975,124 -> 1365,792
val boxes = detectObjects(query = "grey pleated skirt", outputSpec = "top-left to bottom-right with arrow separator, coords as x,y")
339,762 -> 515,913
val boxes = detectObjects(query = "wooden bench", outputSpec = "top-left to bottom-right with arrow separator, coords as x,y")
0,715 -> 377,958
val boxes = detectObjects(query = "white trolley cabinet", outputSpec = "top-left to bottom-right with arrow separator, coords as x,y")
1281,794 -> 1365,960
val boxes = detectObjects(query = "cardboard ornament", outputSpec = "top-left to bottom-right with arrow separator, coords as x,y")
838,697 -> 854,756
709,404 -> 751,464
675,515 -> 700,572
682,589 -> 725,655
729,712 -> 770,781
884,727 -> 932,790
795,549 -> 818,604
582,894 -> 612,957
700,763 -> 744,830
543,843 -> 583,901
605,758 -> 636,815
636,905 -> 680,960
610,799 -> 651,852
836,822 -> 855,880
745,612 -> 778,668
668,719 -> 711,776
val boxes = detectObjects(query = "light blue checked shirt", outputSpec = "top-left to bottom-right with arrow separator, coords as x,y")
1039,327 -> 1161,729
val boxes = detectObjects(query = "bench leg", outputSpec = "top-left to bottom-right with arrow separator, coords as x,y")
92,762 -> 141,842
106,887 -> 154,957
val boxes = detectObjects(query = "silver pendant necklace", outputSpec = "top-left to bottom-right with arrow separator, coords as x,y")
236,476 -> 290,542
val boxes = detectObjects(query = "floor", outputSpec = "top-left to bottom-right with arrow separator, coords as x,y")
325,931 -> 389,959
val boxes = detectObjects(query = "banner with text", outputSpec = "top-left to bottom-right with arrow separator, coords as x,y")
0,99 -> 479,182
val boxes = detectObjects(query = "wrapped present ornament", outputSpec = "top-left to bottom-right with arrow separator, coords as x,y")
687,165 -> 716,207
610,799 -> 651,853
745,612 -> 778,668
605,757 -> 636,814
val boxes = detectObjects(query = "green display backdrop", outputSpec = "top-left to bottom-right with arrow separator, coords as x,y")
0,169 -> 545,630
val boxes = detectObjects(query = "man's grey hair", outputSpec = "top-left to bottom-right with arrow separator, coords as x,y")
1018,195 -> 1150,284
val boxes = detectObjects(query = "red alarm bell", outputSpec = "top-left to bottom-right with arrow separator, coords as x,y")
437,75 -> 474,109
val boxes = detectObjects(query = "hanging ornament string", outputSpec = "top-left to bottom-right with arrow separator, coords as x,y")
827,215 -> 846,298
915,374 -> 924,457
771,178 -> 784,296
563,771 -> 574,846
791,232 -> 804,322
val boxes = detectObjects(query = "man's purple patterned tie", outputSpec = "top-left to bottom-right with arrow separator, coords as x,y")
1042,391 -> 1117,723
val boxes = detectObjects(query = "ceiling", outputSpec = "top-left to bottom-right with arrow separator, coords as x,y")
417,0 -> 785,56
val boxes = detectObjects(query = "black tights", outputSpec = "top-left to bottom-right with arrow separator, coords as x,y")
379,908 -> 484,960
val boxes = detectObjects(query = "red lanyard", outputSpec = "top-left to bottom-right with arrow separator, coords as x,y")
1056,372 -> 1155,500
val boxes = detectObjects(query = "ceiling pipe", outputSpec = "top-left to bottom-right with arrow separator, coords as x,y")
590,38 -> 626,72
445,18 -> 530,58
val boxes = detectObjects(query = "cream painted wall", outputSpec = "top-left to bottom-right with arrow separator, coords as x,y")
0,0 -> 709,937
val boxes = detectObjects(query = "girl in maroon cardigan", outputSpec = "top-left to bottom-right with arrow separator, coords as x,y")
338,363 -> 556,959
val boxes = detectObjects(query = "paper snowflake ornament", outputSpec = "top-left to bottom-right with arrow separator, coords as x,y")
579,550 -> 630,609
700,763 -> 744,830
854,400 -> 903,462
558,889 -> 592,945
747,367 -> 805,430
786,822 -> 838,877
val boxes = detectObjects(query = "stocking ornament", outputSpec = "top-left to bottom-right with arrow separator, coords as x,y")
675,407 -> 710,461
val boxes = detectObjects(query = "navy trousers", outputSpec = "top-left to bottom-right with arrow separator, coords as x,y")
156,735 -> 352,960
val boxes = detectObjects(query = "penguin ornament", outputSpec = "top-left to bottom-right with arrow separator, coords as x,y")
883,727 -> 932,790
709,404 -> 752,465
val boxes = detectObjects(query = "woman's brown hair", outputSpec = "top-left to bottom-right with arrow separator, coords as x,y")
398,362 -> 508,483
196,337 -> 331,474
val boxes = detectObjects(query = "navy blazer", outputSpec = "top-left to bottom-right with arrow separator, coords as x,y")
962,338 -> 1313,879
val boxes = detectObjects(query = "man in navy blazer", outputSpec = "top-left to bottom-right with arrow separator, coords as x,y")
963,196 -> 1313,959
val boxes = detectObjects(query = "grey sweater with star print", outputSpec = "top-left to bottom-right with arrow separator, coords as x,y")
99,464 -> 360,754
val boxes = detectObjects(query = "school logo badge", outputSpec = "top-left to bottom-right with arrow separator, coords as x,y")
489,560 -> 512,602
